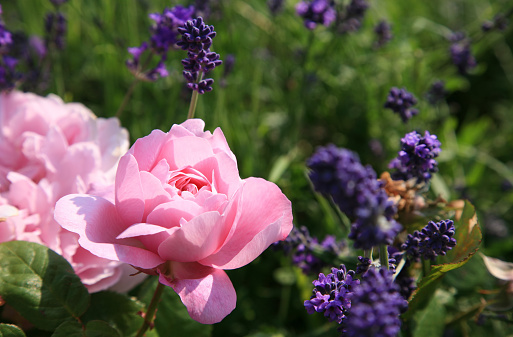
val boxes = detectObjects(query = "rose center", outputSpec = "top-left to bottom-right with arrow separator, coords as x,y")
168,167 -> 211,195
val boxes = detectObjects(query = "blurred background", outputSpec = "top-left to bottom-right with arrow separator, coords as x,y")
3,0 -> 513,336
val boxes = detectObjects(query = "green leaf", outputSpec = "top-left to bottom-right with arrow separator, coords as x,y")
138,278 -> 212,337
81,291 -> 146,337
0,241 -> 90,331
0,324 -> 26,337
404,201 -> 482,319
413,293 -> 447,337
52,321 -> 121,337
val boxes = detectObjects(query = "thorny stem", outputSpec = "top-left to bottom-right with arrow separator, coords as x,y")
135,281 -> 165,337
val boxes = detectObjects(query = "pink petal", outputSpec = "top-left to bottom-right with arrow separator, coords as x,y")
210,127 -> 237,163
194,153 -> 241,199
150,158 -> 170,184
169,119 -> 205,138
166,268 -> 236,324
199,177 -> 293,269
158,211 -> 228,262
146,199 -> 204,228
128,129 -> 168,172
140,171 -> 172,220
115,154 -> 144,224
158,136 -> 214,170
54,194 -> 165,269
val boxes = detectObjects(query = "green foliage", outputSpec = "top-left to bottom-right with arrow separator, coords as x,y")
0,324 -> 26,337
0,241 -> 90,331
52,321 -> 121,337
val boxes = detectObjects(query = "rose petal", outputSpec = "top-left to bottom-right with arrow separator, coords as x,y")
165,268 -> 236,324
170,119 -> 206,138
115,154 -> 144,224
159,136 -> 214,170
140,171 -> 172,220
158,211 -> 228,262
199,177 -> 293,269
55,194 -> 165,269
129,129 -> 168,172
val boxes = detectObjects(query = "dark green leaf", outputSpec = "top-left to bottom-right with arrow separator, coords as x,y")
138,278 -> 212,337
404,201 -> 482,319
0,324 -> 26,337
81,291 -> 146,337
0,241 -> 90,331
52,321 -> 120,337
52,321 -> 84,337
413,294 -> 446,337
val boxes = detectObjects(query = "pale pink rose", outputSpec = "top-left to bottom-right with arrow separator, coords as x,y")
55,119 -> 294,324
0,91 -> 145,293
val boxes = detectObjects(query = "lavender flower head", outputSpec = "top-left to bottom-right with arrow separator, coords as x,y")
449,33 -> 476,75
374,20 -> 393,48
307,145 -> 400,249
44,12 -> 67,50
402,219 -> 457,261
304,265 -> 359,324
268,0 -> 285,15
336,0 -> 369,34
342,268 -> 407,337
125,6 -> 194,82
178,17 -> 222,94
296,0 -> 336,30
482,14 -> 509,32
384,87 -> 418,123
426,80 -> 447,105
389,130 -> 441,183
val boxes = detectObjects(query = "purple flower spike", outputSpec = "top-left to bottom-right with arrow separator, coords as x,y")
374,20 -> 393,48
402,219 -> 457,261
304,265 -> 359,324
384,87 -> 418,123
342,268 -> 407,337
450,41 -> 477,75
337,0 -> 369,33
179,16 -> 222,94
296,0 -> 336,30
389,130 -> 441,184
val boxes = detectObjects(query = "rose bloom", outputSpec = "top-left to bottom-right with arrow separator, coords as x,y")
0,91 -> 145,292
55,119 -> 293,323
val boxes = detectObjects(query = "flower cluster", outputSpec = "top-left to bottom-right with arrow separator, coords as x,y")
268,0 -> 285,15
389,130 -> 442,184
126,5 -> 194,81
55,119 -> 293,323
296,0 -> 337,30
336,0 -> 369,34
402,219 -> 457,261
304,265 -> 359,324
0,91 -> 143,293
342,268 -> 408,337
384,87 -> 418,123
374,20 -> 393,48
274,226 -> 345,274
44,12 -> 66,50
178,17 -> 222,94
449,33 -> 476,75
482,14 -> 509,32
307,145 -> 400,249
426,80 -> 447,105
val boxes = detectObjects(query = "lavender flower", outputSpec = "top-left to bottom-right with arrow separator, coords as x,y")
307,145 -> 400,249
50,0 -> 68,6
426,80 -> 447,105
402,219 -> 457,261
296,0 -> 336,30
0,5 -> 17,91
449,36 -> 476,75
336,0 -> 368,34
268,0 -> 285,15
389,130 -> 441,183
304,265 -> 359,324
355,256 -> 371,274
178,17 -> 222,94
342,268 -> 407,337
125,5 -> 194,82
374,20 -> 393,48
482,14 -> 508,32
384,87 -> 418,123
273,226 -> 344,274
44,12 -> 67,50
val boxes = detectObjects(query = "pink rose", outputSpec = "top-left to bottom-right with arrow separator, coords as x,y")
0,91 -> 144,293
55,119 -> 293,324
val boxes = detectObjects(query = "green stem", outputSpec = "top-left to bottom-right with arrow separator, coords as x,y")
363,249 -> 373,260
135,281 -> 165,337
187,72 -> 204,119
379,245 -> 389,270
116,79 -> 139,118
